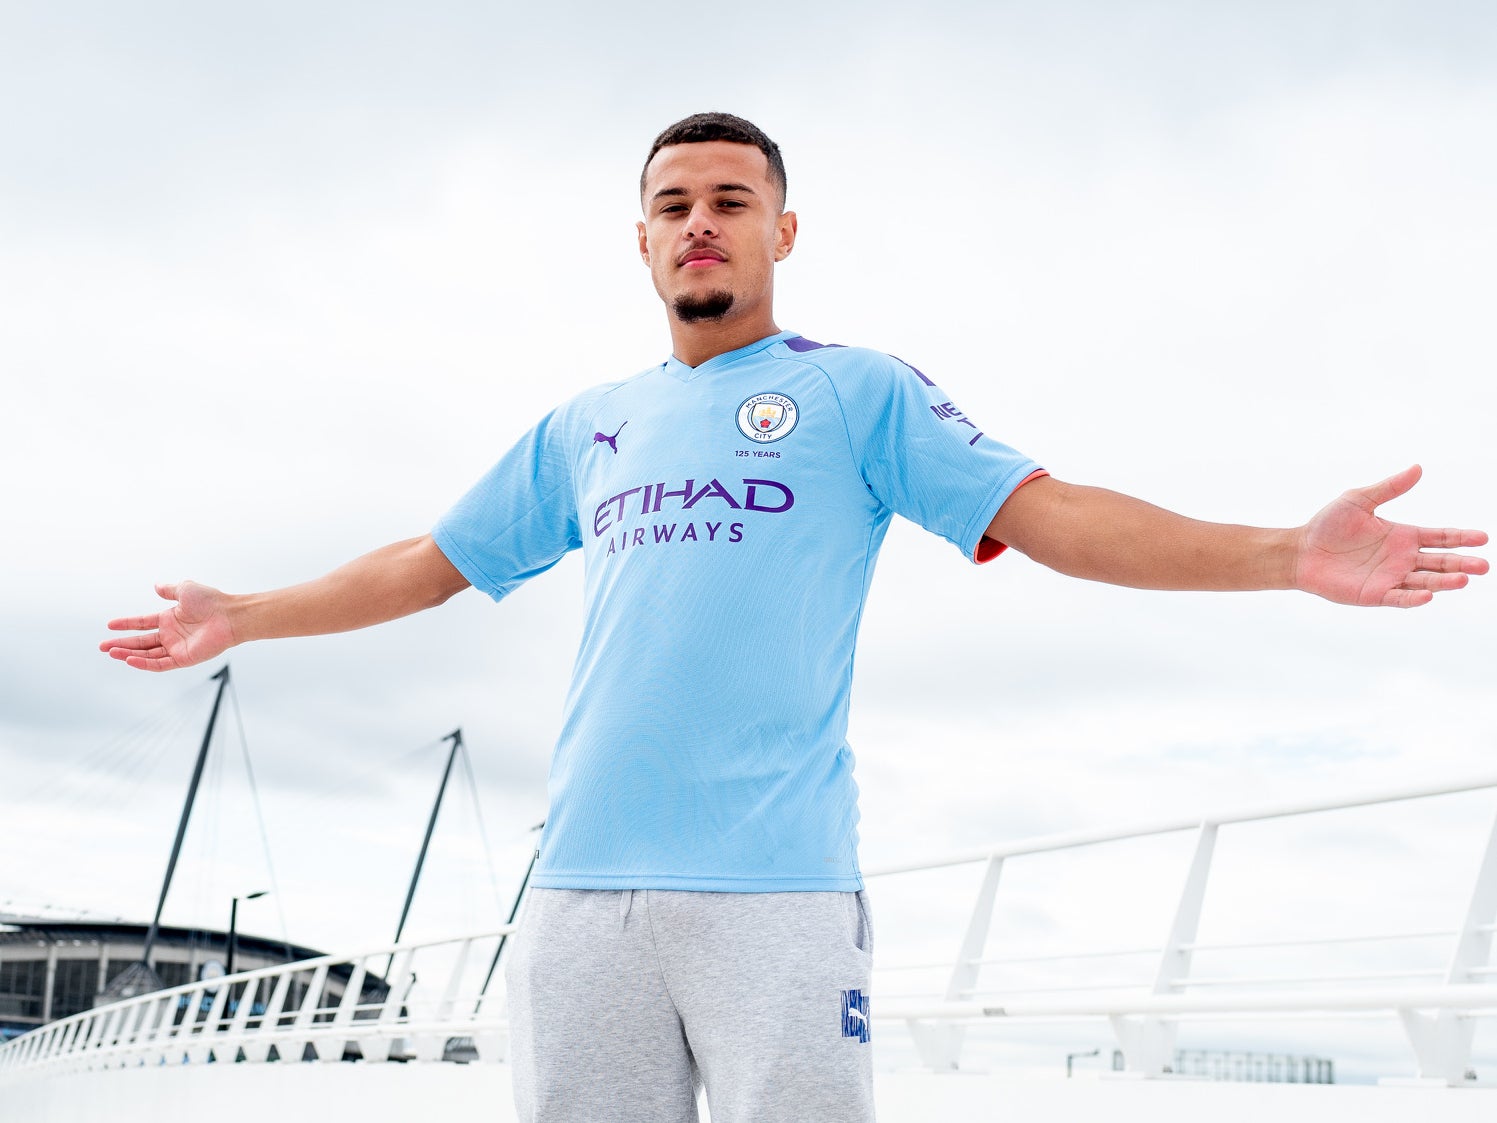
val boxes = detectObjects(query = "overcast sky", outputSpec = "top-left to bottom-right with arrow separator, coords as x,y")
2,0 -> 1494,1079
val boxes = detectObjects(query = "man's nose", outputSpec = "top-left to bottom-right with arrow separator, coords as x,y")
685,202 -> 717,238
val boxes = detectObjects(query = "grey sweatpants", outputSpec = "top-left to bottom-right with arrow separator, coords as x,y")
505,888 -> 876,1123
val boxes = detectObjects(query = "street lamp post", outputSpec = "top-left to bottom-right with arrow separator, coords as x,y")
1066,1047 -> 1101,1079
227,891 -> 268,977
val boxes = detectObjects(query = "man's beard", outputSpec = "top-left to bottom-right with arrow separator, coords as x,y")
673,289 -> 735,323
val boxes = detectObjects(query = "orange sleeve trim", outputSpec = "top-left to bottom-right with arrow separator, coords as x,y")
973,468 -> 1050,564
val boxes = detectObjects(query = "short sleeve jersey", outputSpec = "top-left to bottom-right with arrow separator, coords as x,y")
433,331 -> 1042,891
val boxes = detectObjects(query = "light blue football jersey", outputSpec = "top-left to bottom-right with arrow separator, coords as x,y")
433,331 -> 1042,891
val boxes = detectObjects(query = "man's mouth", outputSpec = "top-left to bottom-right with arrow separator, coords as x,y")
679,249 -> 726,269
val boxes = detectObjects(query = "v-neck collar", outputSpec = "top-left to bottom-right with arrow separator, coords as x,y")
661,331 -> 797,383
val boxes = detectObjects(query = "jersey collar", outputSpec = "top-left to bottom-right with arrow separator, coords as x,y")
662,330 -> 799,383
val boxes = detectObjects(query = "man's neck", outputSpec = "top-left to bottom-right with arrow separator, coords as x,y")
668,313 -> 782,369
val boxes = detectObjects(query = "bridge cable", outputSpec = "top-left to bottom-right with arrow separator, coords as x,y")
457,737 -> 510,921
227,677 -> 293,958
10,680 -> 206,813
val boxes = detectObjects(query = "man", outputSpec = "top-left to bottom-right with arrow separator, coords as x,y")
102,113 -> 1487,1122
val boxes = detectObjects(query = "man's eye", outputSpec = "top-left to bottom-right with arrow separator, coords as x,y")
660,204 -> 687,214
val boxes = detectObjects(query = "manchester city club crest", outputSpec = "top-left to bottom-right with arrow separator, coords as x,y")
736,392 -> 799,443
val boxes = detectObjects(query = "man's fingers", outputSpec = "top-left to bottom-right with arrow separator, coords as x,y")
1414,551 -> 1490,575
106,614 -> 163,631
1417,527 -> 1490,550
155,582 -> 179,601
1355,465 -> 1422,510
124,653 -> 180,672
100,634 -> 165,652
1400,572 -> 1470,592
110,644 -> 169,661
1381,587 -> 1434,609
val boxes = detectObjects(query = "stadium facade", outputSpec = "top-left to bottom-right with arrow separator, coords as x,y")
0,913 -> 331,1041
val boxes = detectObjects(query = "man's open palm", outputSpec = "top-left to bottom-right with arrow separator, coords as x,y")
100,581 -> 237,672
1294,466 -> 1488,608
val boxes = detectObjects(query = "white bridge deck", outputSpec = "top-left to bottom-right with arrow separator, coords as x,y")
7,772 -> 1497,1121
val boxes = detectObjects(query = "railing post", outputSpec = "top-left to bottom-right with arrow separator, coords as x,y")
188,979 -> 233,1064
166,986 -> 205,1064
285,963 -> 331,1062
1113,821 -> 1218,1077
74,1010 -> 105,1070
1398,804 -> 1497,1085
360,949 -> 416,1064
43,1023 -> 64,1064
910,854 -> 1004,1072
140,994 -> 175,1065
223,975 -> 263,1060
36,1023 -> 61,1066
93,1003 -> 127,1066
242,970 -> 293,1063
116,998 -> 150,1062
323,960 -> 369,1064
414,939 -> 474,1062
32,1024 -> 60,1066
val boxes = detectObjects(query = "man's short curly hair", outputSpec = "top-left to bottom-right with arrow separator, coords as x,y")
641,112 -> 787,209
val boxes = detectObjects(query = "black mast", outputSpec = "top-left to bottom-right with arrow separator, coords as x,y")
141,665 -> 231,966
393,729 -> 463,949
478,820 -> 544,1002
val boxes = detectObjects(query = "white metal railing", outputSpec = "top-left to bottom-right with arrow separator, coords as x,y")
5,774 -> 1497,1089
0,926 -> 515,1081
863,771 -> 1497,1085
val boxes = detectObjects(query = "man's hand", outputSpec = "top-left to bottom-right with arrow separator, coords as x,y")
986,467 -> 1486,605
100,535 -> 471,672
1293,465 -> 1489,608
101,581 -> 237,672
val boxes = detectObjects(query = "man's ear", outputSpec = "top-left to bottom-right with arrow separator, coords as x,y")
636,220 -> 650,265
774,211 -> 798,262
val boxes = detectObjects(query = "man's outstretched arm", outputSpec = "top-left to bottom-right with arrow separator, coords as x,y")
100,534 -> 471,672
985,465 -> 1487,608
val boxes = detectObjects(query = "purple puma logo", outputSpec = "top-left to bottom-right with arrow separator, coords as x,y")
592,421 -> 627,454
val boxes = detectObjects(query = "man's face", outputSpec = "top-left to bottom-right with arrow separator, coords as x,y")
637,140 -> 797,326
